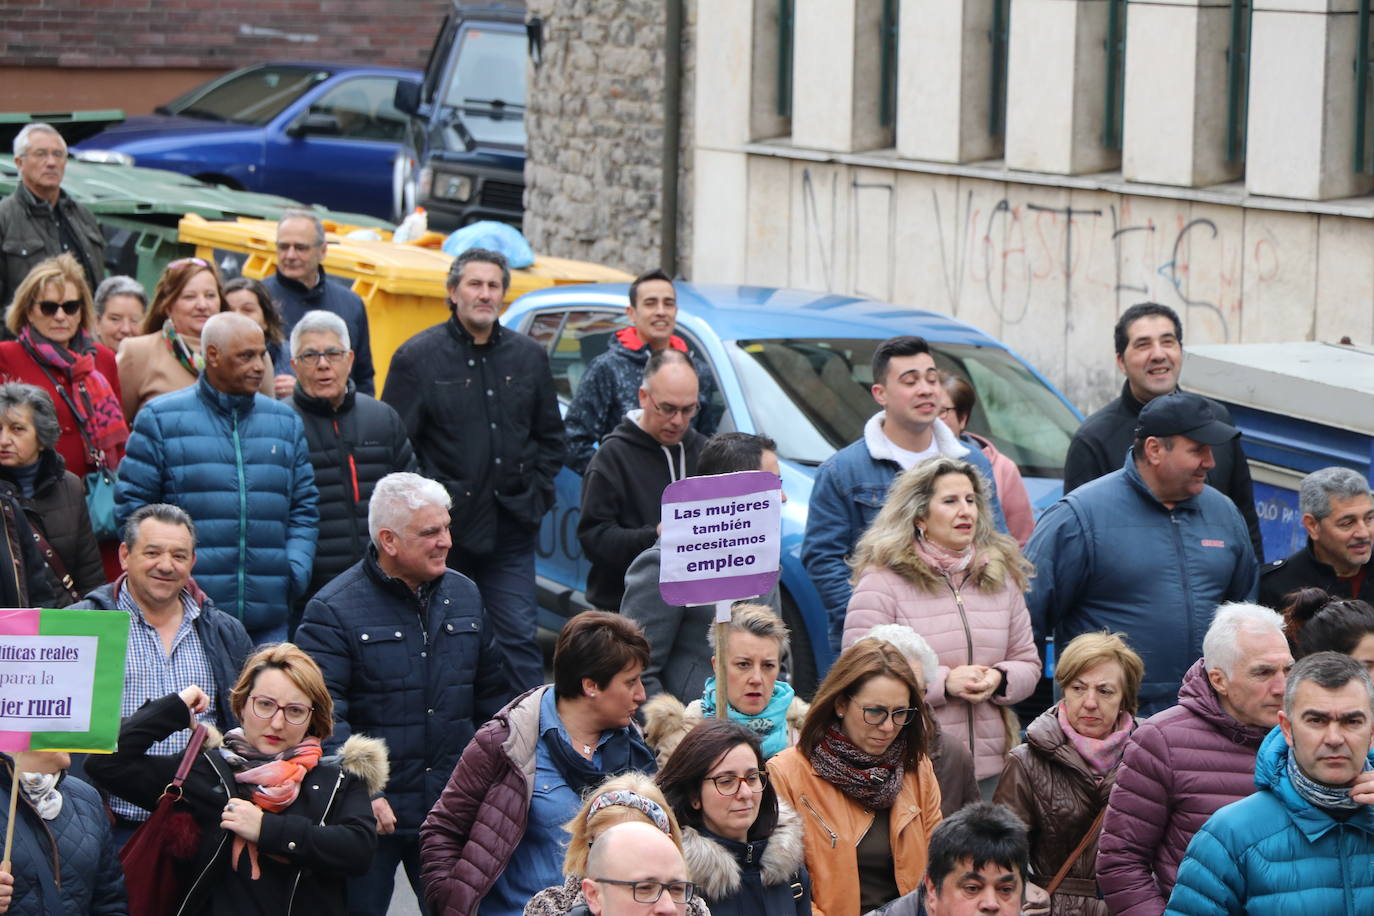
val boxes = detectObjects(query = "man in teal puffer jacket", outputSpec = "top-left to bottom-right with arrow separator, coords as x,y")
1165,651 -> 1374,916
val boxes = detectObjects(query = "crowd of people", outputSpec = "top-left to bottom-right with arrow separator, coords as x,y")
2,120 -> 1374,916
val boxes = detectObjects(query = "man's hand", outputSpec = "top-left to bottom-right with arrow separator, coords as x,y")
274,374 -> 296,400
1350,769 -> 1374,806
372,796 -> 397,835
0,867 -> 13,913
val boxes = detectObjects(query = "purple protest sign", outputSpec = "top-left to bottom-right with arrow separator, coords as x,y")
659,470 -> 782,606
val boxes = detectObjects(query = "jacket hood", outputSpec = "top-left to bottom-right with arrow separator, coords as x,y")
497,684 -> 549,767
863,411 -> 969,465
604,412 -> 698,481
1253,726 -> 1374,839
1177,658 -> 1271,748
329,732 -> 390,796
610,326 -> 688,361
681,801 -> 806,899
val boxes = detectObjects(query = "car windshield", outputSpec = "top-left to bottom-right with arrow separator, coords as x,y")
727,338 -> 1080,477
440,26 -> 527,146
161,66 -> 331,126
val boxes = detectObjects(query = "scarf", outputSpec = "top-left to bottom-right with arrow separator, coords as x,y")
1286,746 -> 1373,812
699,678 -> 796,758
913,531 -> 977,577
19,326 -> 128,464
542,718 -> 658,797
18,771 -> 63,820
162,318 -> 205,377
1057,702 -> 1134,779
809,725 -> 906,810
219,729 -> 323,879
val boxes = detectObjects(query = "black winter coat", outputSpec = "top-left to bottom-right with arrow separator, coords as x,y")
263,270 -> 376,396
0,448 -> 103,605
680,804 -> 812,916
289,381 -> 416,605
1260,538 -> 1374,610
0,759 -> 127,915
85,694 -> 376,916
295,548 -> 511,831
382,317 -> 565,555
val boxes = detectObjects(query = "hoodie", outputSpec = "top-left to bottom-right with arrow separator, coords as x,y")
577,409 -> 706,610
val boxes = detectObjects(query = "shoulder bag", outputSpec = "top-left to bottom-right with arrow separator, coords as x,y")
119,723 -> 209,916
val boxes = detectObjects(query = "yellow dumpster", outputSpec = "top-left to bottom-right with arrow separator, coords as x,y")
178,215 -> 632,390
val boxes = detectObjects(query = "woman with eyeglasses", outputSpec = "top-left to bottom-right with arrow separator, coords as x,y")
768,638 -> 941,916
655,719 -> 811,916
842,457 -> 1040,798
86,642 -> 383,915
115,257 -> 273,420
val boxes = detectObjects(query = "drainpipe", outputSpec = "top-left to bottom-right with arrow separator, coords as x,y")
661,0 -> 683,275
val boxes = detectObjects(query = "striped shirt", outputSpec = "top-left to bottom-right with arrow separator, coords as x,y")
111,583 -> 218,822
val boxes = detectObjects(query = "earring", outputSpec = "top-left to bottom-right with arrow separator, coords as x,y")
588,691 -> 597,698
837,713 -> 844,720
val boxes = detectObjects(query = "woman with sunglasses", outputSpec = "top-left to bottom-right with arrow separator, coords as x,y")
769,638 -> 941,916
842,457 -> 1040,798
86,643 -> 384,915
655,720 -> 811,916
116,257 -> 273,419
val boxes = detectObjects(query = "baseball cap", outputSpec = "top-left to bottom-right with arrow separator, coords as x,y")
1134,392 -> 1240,445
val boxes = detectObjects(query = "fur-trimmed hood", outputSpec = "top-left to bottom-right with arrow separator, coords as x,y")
641,692 -> 810,768
681,801 -> 806,899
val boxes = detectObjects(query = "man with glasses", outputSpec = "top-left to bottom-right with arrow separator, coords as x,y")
287,309 -> 416,629
0,123 -> 105,313
263,208 -> 376,397
578,349 -> 706,612
583,821 -> 696,916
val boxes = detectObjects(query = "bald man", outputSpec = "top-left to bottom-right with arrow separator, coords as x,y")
582,821 -> 695,916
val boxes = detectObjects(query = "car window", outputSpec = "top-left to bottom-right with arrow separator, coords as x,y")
442,26 -> 527,146
311,77 -> 410,142
163,66 -> 331,126
727,338 -> 1078,475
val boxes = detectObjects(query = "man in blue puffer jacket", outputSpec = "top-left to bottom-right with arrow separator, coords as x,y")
115,312 -> 319,643
1165,651 -> 1374,916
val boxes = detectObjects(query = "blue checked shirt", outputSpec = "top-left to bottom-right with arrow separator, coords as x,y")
111,583 -> 218,822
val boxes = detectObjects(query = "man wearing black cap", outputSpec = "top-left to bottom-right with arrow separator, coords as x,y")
1025,392 -> 1259,715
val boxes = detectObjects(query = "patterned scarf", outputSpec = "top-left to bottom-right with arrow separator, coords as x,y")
161,318 -> 205,377
1286,746 -> 1373,812
699,677 -> 796,758
1057,702 -> 1135,779
18,771 -> 63,820
219,729 -> 323,878
912,530 -> 980,577
19,326 -> 128,464
809,725 -> 906,810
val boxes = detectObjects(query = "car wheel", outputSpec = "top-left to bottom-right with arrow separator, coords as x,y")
392,153 -> 416,223
780,589 -> 819,701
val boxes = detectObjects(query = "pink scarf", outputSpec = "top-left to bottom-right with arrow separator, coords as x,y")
913,531 -> 979,577
219,730 -> 322,879
1057,702 -> 1134,779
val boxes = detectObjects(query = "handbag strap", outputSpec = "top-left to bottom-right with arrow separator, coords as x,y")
1043,806 -> 1107,898
162,724 -> 209,799
29,524 -> 80,604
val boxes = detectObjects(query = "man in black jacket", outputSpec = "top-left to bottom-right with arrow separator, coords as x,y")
578,349 -> 706,612
1063,301 -> 1264,561
1260,466 -> 1374,610
288,308 -> 416,631
382,248 -> 565,693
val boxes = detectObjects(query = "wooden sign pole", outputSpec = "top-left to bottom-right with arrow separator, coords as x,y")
714,600 -> 732,719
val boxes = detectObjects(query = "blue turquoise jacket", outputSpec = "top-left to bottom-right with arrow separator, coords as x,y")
1164,728 -> 1374,916
114,375 -> 319,633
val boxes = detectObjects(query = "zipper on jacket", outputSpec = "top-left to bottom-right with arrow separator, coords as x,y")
232,410 -> 247,620
799,795 -> 838,848
945,575 -> 979,762
286,769 -> 347,914
177,758 -> 234,916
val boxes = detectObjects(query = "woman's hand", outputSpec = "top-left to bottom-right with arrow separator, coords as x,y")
1023,881 -> 1051,915
221,798 -> 263,844
178,685 -> 210,716
945,665 -> 991,702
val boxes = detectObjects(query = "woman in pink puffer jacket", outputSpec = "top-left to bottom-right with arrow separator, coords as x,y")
842,456 -> 1040,792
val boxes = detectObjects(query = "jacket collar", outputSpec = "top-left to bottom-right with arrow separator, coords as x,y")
446,313 -> 503,347
15,182 -> 68,215
196,373 -> 257,417
292,378 -> 357,417
612,325 -> 687,356
1120,447 -> 1201,513
363,543 -> 440,606
1176,658 -> 1271,747
0,448 -> 64,497
272,267 -> 329,299
862,411 -> 968,464
680,802 -> 807,898
1253,726 -> 1374,840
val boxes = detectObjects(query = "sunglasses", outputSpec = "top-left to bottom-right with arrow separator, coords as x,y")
35,299 -> 82,317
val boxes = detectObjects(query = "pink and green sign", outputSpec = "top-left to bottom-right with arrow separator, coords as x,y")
0,607 -> 129,753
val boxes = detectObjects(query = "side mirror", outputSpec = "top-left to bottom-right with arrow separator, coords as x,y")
394,81 -> 421,116
287,111 -> 340,138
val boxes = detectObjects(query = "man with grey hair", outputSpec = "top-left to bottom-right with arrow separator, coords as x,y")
296,471 -> 508,915
1164,651 -> 1374,915
0,123 -> 104,310
383,246 -> 565,694
262,207 -> 375,396
116,311 -> 319,644
1261,466 -> 1374,610
288,309 -> 415,626
1098,602 -> 1294,916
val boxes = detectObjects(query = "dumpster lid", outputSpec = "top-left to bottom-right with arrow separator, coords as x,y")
1182,341 -> 1374,437
0,110 -> 126,150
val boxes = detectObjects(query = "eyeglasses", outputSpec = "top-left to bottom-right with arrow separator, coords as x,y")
35,299 -> 82,317
247,695 -> 313,726
592,879 -> 695,905
703,769 -> 768,796
646,393 -> 699,420
936,406 -> 954,418
860,706 -> 920,726
295,347 -> 349,364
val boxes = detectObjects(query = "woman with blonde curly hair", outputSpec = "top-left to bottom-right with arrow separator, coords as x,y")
842,456 -> 1040,796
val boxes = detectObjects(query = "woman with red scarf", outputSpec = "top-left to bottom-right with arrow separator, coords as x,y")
86,643 -> 384,916
768,639 -> 942,916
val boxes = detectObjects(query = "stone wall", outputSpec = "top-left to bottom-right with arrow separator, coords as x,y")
523,0 -> 694,276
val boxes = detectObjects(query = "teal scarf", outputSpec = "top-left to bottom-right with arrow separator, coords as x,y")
700,678 -> 796,758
